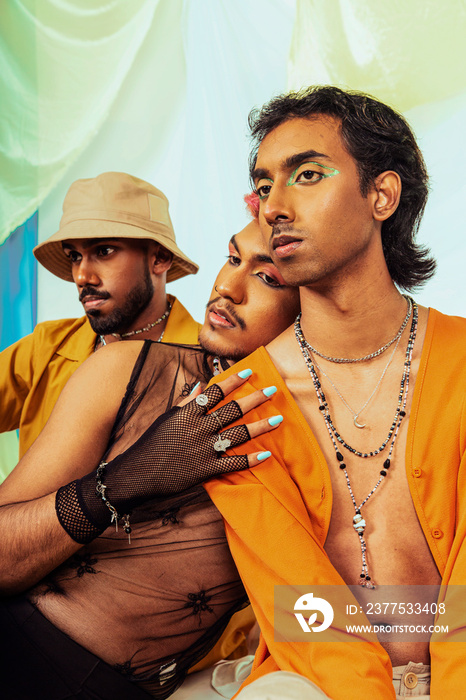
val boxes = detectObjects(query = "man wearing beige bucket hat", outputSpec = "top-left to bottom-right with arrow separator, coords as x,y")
0,172 -> 201,459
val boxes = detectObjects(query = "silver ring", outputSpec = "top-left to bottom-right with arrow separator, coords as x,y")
213,435 -> 232,453
195,393 -> 209,409
211,410 -> 223,430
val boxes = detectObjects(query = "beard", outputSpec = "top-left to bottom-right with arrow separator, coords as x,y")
199,337 -> 242,362
86,265 -> 154,335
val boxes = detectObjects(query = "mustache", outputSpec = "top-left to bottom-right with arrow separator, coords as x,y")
271,222 -> 297,237
79,286 -> 110,303
206,297 -> 246,330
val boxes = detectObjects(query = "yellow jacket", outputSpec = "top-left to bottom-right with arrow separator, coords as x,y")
0,294 -> 200,457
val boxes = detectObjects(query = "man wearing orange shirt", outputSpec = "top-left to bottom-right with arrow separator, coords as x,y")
205,86 -> 466,699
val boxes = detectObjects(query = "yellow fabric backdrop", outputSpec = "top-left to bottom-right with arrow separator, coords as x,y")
0,0 -> 162,245
289,0 -> 466,111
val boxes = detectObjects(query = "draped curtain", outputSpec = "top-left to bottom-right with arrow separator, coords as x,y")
289,0 -> 466,315
1,0 -> 465,472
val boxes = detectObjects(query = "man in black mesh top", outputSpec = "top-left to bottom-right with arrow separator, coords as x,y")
0,217 -> 300,699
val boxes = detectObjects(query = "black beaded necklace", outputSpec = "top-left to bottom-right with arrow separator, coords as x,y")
294,300 -> 418,588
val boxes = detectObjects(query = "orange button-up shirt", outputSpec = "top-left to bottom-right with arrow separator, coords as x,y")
206,309 -> 466,699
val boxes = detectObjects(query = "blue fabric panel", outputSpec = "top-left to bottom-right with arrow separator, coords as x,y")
0,212 -> 38,351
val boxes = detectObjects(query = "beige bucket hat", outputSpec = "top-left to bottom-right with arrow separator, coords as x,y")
33,172 -> 199,283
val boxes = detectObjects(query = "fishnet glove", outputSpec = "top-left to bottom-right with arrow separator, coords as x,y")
56,384 -> 251,544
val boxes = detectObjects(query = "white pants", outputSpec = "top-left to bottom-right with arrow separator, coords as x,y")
234,671 -> 331,699
171,658 -> 430,700
234,662 -> 430,700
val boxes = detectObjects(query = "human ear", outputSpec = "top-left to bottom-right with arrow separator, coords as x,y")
149,243 -> 173,274
371,171 -> 401,222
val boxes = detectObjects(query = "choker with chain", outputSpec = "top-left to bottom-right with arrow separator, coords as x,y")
98,302 -> 172,348
294,298 -> 418,588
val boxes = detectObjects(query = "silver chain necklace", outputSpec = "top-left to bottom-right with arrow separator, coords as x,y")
312,328 -> 403,429
97,303 -> 171,348
302,295 -> 412,363
294,299 -> 418,588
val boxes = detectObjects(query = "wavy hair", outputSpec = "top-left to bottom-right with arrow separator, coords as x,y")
248,86 -> 436,290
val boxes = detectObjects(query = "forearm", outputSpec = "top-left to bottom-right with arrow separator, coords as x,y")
0,344 -> 145,594
0,405 -> 205,595
0,492 -> 82,596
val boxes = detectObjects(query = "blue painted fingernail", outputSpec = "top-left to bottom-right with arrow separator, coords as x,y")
238,368 -> 252,379
268,415 -> 283,427
257,451 -> 272,461
263,386 -> 277,397
189,381 -> 200,395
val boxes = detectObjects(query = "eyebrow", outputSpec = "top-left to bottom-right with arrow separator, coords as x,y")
62,238 -> 118,251
230,235 -> 274,264
252,149 -> 331,182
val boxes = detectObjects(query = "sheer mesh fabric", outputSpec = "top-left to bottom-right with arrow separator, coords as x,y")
55,479 -> 102,542
30,342 -> 249,699
55,347 -> 249,544
107,342 -> 228,454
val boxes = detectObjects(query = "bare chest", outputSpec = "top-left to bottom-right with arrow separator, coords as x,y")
286,358 -> 440,590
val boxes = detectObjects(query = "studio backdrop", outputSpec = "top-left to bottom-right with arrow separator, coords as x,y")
1,0 -> 465,475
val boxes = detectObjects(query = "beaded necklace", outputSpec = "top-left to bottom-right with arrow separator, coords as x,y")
111,302 -> 171,340
294,300 -> 418,588
97,303 -> 171,349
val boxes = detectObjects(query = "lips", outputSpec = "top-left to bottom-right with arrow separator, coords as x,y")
208,305 -> 235,329
272,234 -> 302,259
81,296 -> 108,311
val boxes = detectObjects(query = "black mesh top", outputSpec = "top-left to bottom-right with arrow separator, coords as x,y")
29,342 -> 247,699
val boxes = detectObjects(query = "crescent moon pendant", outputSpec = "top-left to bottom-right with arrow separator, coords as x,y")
353,416 -> 366,429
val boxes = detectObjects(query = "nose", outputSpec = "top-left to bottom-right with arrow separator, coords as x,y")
262,183 -> 294,228
215,268 -> 245,305
73,257 -> 100,288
